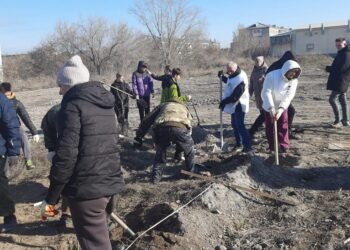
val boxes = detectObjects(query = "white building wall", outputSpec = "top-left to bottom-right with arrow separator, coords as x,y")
293,26 -> 350,55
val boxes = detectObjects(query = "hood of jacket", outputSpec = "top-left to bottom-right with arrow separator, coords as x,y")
63,81 -> 115,109
281,60 -> 302,81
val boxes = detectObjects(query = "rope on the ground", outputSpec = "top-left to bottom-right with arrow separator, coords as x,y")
124,183 -> 213,250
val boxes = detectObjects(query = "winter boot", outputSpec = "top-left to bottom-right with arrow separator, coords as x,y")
151,163 -> 164,184
1,214 -> 17,233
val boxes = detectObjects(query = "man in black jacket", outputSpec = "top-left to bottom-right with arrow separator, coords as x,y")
41,55 -> 124,250
110,73 -> 134,135
326,37 -> 350,128
0,92 -> 21,233
0,82 -> 40,169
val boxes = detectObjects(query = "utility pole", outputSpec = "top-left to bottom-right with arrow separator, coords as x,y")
0,46 -> 3,82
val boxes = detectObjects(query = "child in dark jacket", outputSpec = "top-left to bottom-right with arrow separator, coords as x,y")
111,73 -> 134,135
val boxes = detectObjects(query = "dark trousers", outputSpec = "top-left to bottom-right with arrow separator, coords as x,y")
231,111 -> 251,150
115,107 -> 129,124
329,91 -> 348,123
250,109 -> 265,136
68,197 -> 112,250
264,110 -> 289,150
153,126 -> 195,171
0,156 -> 15,217
137,96 -> 151,121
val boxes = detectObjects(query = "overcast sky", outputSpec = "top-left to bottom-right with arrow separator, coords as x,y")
0,0 -> 349,54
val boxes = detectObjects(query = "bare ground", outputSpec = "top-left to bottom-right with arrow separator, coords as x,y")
2,68 -> 350,250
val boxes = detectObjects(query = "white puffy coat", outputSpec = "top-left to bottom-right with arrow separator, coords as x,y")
261,60 -> 301,112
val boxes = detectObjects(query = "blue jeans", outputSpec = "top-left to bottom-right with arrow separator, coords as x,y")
231,111 -> 251,150
329,91 -> 348,124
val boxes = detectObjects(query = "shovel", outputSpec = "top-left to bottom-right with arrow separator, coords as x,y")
274,118 -> 279,165
213,77 -> 229,153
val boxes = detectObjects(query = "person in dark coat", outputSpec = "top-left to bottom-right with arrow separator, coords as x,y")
326,37 -> 350,127
110,73 -> 134,135
41,55 -> 124,250
249,56 -> 268,138
0,82 -> 40,169
0,92 -> 21,233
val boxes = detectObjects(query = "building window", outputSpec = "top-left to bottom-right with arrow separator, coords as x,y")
306,43 -> 314,51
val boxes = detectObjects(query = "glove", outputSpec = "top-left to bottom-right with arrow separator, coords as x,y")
217,70 -> 224,78
33,134 -> 40,143
275,108 -> 284,120
187,95 -> 192,101
40,201 -> 59,221
219,98 -> 229,111
47,151 -> 56,162
8,156 -> 18,167
136,95 -> 139,100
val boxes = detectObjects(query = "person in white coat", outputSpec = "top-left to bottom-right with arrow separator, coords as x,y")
261,59 -> 301,153
218,61 -> 252,153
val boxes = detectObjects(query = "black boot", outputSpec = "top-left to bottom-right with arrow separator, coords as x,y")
2,214 -> 17,233
151,164 -> 164,184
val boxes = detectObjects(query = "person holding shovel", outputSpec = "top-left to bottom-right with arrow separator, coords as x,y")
218,61 -> 252,154
261,59 -> 301,153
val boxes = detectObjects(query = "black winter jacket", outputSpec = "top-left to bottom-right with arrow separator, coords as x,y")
326,46 -> 350,92
41,104 -> 60,152
45,81 -> 124,204
111,80 -> 133,110
8,94 -> 37,135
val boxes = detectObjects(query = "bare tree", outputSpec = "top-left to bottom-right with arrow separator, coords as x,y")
231,24 -> 270,58
131,0 -> 204,66
51,18 -> 135,75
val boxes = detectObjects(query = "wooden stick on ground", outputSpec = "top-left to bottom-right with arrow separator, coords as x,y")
110,212 -> 136,237
181,170 -> 298,206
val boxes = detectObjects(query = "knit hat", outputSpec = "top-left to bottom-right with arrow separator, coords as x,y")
57,55 -> 90,87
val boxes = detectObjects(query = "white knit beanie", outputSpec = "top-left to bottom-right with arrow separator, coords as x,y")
57,55 -> 90,86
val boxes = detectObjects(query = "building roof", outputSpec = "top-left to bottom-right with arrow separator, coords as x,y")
295,20 -> 350,30
270,31 -> 293,37
247,22 -> 288,30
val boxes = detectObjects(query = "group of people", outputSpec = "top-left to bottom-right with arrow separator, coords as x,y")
218,37 -> 350,156
0,36 -> 349,250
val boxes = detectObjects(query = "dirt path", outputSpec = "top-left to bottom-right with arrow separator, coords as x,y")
2,68 -> 350,249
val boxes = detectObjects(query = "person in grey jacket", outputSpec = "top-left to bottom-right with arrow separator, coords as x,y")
248,56 -> 268,138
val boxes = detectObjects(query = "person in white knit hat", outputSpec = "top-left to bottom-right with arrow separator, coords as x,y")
41,55 -> 124,250
56,55 -> 90,95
